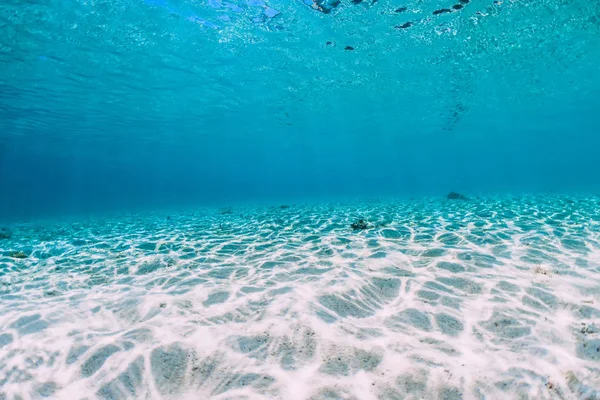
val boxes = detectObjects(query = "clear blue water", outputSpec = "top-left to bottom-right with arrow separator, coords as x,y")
1,0 -> 600,399
1,0 -> 600,218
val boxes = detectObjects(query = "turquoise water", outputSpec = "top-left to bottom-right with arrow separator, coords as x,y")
2,0 -> 600,399
1,0 -> 600,217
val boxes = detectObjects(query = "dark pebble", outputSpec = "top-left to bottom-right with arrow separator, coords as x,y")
345,46 -> 355,51
351,219 -> 369,231
433,8 -> 452,15
394,7 -> 407,13
9,251 -> 28,259
452,4 -> 463,10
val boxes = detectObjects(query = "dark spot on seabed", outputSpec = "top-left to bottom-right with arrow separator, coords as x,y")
447,192 -> 468,200
395,7 -> 407,13
9,251 -> 28,259
280,205 -> 290,209
345,46 -> 355,51
460,0 -> 470,3
453,4 -> 464,10
326,41 -> 333,46
351,219 -> 369,230
433,8 -> 452,15
395,22 -> 412,29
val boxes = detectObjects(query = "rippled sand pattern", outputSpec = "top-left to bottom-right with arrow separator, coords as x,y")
1,196 -> 600,399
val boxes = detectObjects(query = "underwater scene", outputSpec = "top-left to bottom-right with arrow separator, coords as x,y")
1,0 -> 600,399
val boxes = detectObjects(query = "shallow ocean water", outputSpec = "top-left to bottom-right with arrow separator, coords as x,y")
2,0 -> 600,216
1,195 -> 599,399
2,0 -> 600,397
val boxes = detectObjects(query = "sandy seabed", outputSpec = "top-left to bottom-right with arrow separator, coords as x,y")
1,196 -> 599,399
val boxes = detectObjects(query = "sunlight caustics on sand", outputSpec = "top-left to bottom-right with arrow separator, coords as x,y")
1,196 -> 599,399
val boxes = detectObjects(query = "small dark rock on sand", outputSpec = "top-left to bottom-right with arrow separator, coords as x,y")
0,228 -> 10,240
581,323 -> 597,335
9,251 -> 28,259
351,219 -> 370,231
447,192 -> 468,200
280,205 -> 290,209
